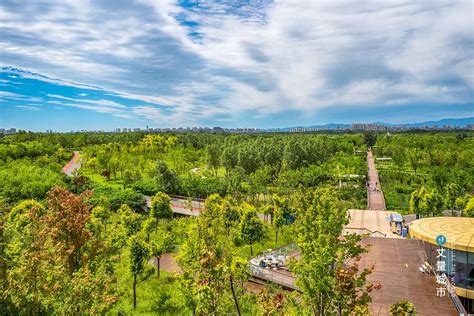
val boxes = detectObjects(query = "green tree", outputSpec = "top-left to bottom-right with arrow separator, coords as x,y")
389,300 -> 416,315
239,203 -> 265,256
444,182 -> 461,214
90,205 -> 111,235
0,200 -> 8,313
123,170 -> 134,189
272,194 -> 288,243
149,232 -> 174,278
141,217 -> 155,242
150,192 -> 173,232
129,235 -> 149,309
221,196 -> 240,236
155,160 -> 178,193
363,132 -> 377,148
118,204 -> 142,237
410,186 -> 443,217
179,194 -> 247,315
464,196 -> 474,217
289,188 -> 376,315
407,148 -> 420,173
4,199 -> 46,314
207,144 -> 220,176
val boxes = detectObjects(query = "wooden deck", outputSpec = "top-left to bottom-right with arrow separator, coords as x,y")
249,238 -> 458,315
359,237 -> 458,315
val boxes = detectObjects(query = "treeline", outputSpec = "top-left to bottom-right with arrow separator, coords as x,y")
0,130 -> 367,215
76,133 -> 366,207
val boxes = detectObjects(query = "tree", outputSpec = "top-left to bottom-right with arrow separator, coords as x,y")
4,187 -> 117,314
272,194 -> 288,243
207,144 -> 220,176
141,218 -> 155,242
155,160 -> 178,193
389,300 -> 416,316
409,188 -> 420,216
149,232 -> 174,277
410,186 -> 443,217
289,188 -> 378,315
118,204 -> 142,237
129,235 -> 149,309
90,205 -> 111,235
221,196 -> 240,236
407,149 -> 420,173
4,199 -> 46,314
444,182 -> 461,214
221,147 -> 237,174
44,187 -> 93,274
123,170 -> 134,189
239,203 -> 265,256
150,192 -> 172,232
185,197 -> 194,213
363,132 -> 377,148
178,194 -> 248,315
464,196 -> 474,217
257,288 -> 286,316
262,204 -> 273,225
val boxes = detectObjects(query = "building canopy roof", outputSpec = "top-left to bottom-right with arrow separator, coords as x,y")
409,217 -> 474,252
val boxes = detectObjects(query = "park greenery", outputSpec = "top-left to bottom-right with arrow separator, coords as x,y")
374,132 -> 473,215
0,130 -> 472,314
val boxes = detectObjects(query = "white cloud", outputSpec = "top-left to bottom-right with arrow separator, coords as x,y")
15,104 -> 41,111
0,0 -> 472,125
47,94 -> 126,108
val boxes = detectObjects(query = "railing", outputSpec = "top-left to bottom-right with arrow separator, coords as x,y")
260,243 -> 298,257
342,227 -> 387,237
249,243 -> 300,290
169,194 -> 205,202
444,273 -> 468,316
249,264 -> 299,290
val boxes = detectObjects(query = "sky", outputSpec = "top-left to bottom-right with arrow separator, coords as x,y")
0,0 -> 473,131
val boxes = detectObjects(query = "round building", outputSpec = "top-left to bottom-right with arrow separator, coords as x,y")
409,217 -> 474,313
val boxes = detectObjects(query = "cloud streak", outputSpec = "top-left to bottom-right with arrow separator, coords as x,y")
0,0 -> 472,128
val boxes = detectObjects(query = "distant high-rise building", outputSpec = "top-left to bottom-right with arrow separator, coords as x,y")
351,123 -> 387,131
4,128 -> 16,135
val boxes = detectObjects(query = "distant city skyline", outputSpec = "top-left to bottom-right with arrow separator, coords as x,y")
0,1 -> 473,131
2,116 -> 473,134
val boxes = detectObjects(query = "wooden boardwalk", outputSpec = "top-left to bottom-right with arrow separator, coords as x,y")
367,149 -> 386,210
359,237 -> 458,316
145,196 -> 271,223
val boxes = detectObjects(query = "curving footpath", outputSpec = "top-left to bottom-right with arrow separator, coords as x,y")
63,151 -> 81,176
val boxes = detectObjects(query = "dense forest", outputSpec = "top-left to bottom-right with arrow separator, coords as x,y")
0,130 -> 472,314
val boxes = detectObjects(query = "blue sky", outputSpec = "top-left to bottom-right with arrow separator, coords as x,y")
0,0 -> 473,131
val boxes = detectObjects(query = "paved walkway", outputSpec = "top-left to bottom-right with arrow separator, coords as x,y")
63,151 -> 81,176
367,149 -> 386,210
